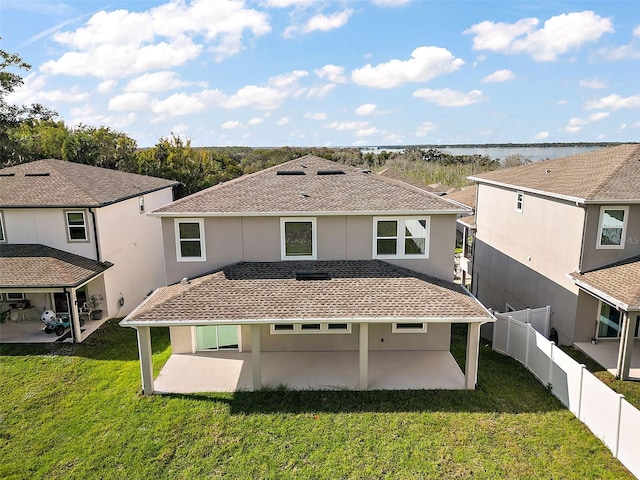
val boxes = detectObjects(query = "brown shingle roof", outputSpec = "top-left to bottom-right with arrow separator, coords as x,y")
153,155 -> 466,215
568,256 -> 640,310
0,244 -> 112,288
470,144 -> 640,202
124,260 -> 493,325
445,187 -> 476,209
0,159 -> 178,208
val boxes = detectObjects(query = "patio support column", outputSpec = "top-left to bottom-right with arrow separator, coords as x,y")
251,324 -> 262,391
359,322 -> 368,391
617,312 -> 634,380
69,288 -> 82,343
465,322 -> 480,390
136,326 -> 154,395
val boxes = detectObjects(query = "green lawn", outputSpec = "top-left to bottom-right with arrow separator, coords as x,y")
0,322 -> 632,479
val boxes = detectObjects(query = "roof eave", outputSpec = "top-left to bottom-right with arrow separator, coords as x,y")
469,177 -> 587,204
148,209 -> 470,217
566,273 -> 639,312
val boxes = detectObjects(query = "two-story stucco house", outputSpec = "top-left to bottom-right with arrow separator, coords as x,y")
470,144 -> 640,379
122,155 -> 494,394
0,159 -> 177,342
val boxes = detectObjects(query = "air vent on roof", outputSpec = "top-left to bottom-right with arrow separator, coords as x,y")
277,170 -> 306,176
358,168 -> 372,174
317,170 -> 345,175
295,272 -> 331,281
0,173 -> 15,177
24,172 -> 50,177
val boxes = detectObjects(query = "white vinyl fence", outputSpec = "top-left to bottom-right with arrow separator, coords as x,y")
493,310 -> 640,479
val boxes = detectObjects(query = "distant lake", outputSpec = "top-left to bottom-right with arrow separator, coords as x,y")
361,145 -> 605,162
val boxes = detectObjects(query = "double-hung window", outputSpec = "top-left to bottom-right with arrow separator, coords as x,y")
597,206 -> 628,249
65,211 -> 88,241
175,218 -> 206,261
281,217 -> 317,260
373,217 -> 429,258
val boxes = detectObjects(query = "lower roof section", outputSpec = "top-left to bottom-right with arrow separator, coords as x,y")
0,244 -> 113,289
122,260 -> 494,327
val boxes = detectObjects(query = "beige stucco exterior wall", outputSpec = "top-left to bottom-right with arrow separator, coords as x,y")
163,214 -> 458,285
1,207 -> 97,259
574,290 -> 600,342
170,326 -> 197,353
95,188 -> 174,317
474,184 -> 585,344
580,204 -> 640,272
238,323 -> 451,352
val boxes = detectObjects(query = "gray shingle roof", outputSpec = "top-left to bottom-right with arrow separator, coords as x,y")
568,256 -> 640,310
0,159 -> 178,208
0,244 -> 113,288
470,144 -> 640,202
153,155 -> 467,215
124,260 -> 493,325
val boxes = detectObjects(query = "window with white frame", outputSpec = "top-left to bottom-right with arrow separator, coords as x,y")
270,323 -> 351,334
65,211 -> 88,241
0,211 -> 5,242
281,217 -> 317,260
174,218 -> 206,261
392,322 -> 427,333
597,206 -> 628,249
373,217 -> 429,258
516,191 -> 524,213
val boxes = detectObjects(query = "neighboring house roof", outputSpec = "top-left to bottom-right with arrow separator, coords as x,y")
123,260 -> 493,326
568,256 -> 640,311
445,187 -> 476,210
152,155 -> 468,216
0,159 -> 178,208
376,168 -> 454,194
469,144 -> 640,203
0,244 -> 113,289
457,215 -> 476,229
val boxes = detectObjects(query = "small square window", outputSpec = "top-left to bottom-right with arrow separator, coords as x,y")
66,211 -> 88,241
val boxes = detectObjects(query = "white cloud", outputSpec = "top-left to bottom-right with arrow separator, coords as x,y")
314,64 -> 347,83
482,69 -> 514,83
370,0 -> 411,6
579,78 -> 607,89
171,124 -> 190,136
326,121 -> 370,131
69,105 -> 136,129
222,120 -> 243,129
96,79 -> 117,94
307,84 -> 336,98
108,92 -> 151,111
304,112 -> 327,120
634,25 -> 640,37
585,93 -> 640,111
6,72 -> 89,105
277,117 -> 291,126
564,112 -> 610,132
557,99 -> 569,105
355,127 -> 379,137
413,88 -> 483,107
355,104 -> 377,115
151,91 -> 215,117
41,0 -> 271,79
465,11 -> 614,61
285,9 -> 353,37
415,122 -> 437,136
263,0 -> 315,7
533,131 -> 549,140
124,71 -> 203,92
352,46 -> 464,88
248,117 -> 264,125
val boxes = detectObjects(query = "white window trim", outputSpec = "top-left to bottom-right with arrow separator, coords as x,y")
515,191 -> 524,213
270,323 -> 352,334
0,210 -> 6,243
373,216 -> 430,259
6,292 -> 25,301
596,206 -> 629,250
65,210 -> 89,242
280,217 -> 317,260
174,218 -> 206,262
392,322 -> 428,333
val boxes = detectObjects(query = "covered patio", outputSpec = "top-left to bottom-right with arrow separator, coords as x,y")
574,340 -> 640,380
122,260 -> 494,394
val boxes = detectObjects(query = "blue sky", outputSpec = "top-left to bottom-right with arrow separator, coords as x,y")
1,0 -> 639,148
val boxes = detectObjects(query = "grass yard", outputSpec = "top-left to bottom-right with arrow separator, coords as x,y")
0,321 -> 633,480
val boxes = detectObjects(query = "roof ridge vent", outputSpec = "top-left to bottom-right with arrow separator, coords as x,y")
0,173 -> 15,177
317,169 -> 345,175
276,170 -> 306,176
295,271 -> 331,281
24,172 -> 50,177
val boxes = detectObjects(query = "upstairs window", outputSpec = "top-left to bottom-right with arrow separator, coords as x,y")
281,218 -> 317,260
66,211 -> 88,241
0,211 -> 5,243
597,206 -> 628,249
516,191 -> 524,213
175,218 -> 206,261
373,217 -> 429,258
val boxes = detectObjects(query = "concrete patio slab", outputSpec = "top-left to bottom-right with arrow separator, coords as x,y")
574,340 -> 640,380
154,350 -> 465,393
0,316 -> 109,343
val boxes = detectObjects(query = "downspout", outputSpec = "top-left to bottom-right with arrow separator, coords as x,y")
89,208 -> 101,262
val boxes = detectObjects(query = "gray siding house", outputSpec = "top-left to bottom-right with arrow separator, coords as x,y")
122,155 -> 494,394
470,144 -> 640,379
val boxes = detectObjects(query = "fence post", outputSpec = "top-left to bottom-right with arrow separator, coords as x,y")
526,308 -> 531,325
525,324 -> 531,368
577,365 -> 585,420
545,306 -> 551,335
614,394 -> 625,457
506,316 -> 512,355
548,342 -> 554,388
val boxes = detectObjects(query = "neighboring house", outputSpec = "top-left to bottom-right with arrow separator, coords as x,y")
444,187 -> 477,288
122,155 -> 494,394
469,144 -> 640,379
0,159 -> 177,342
